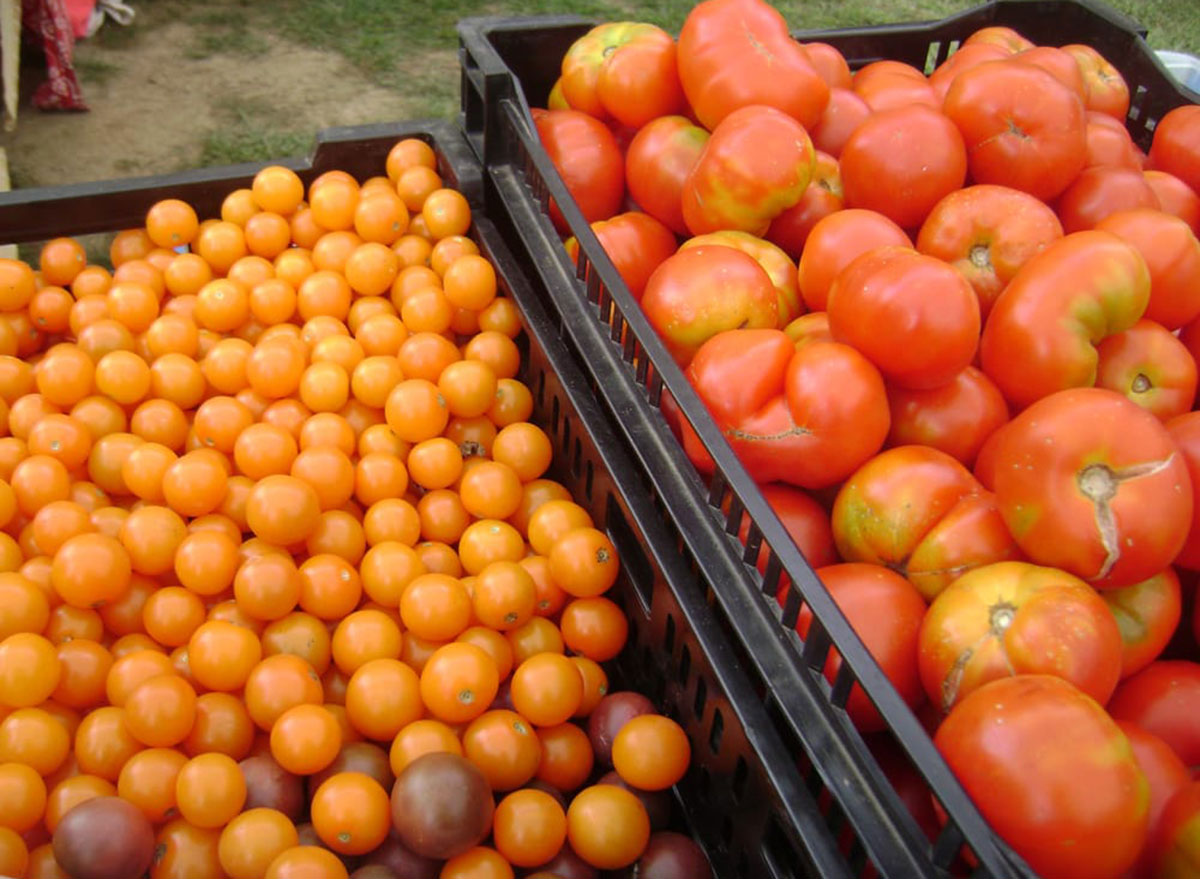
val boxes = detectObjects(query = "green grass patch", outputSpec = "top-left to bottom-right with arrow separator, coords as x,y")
73,57 -> 120,87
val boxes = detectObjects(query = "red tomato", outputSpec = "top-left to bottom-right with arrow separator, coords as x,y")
738,483 -> 837,595
559,23 -> 684,128
971,418 -> 1011,492
1167,412 -> 1200,571
852,64 -> 938,113
1144,170 -> 1200,236
532,108 -> 625,233
827,247 -> 980,390
1095,318 -> 1197,421
1095,207 -> 1200,330
796,209 -> 911,313
1149,105 -> 1200,195
677,0 -> 829,131
794,563 -> 926,732
934,675 -> 1150,879
764,152 -> 843,261
943,60 -> 1087,202
681,105 -> 815,237
980,231 -> 1150,410
839,105 -> 967,231
640,245 -> 777,367
1056,165 -> 1160,233
1119,721 -> 1191,879
783,312 -> 832,348
1102,569 -> 1183,680
678,231 -> 802,324
919,561 -> 1123,713
680,330 -> 889,491
916,183 -> 1063,319
802,42 -> 852,90
886,366 -> 1010,467
961,26 -> 1034,54
564,212 -> 678,301
993,387 -> 1192,589
624,116 -> 708,237
1012,46 -> 1087,101
1148,779 -> 1200,877
1062,43 -> 1131,120
1083,111 -> 1142,170
1109,661 -> 1200,769
832,445 -> 1022,601
927,42 -> 1009,102
808,88 -> 871,160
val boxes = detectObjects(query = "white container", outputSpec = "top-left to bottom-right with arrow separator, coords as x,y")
1156,50 -> 1200,93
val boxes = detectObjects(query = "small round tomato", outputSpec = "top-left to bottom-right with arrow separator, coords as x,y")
565,784 -> 650,870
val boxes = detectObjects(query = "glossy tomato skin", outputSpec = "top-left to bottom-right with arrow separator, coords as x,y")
765,152 -> 843,261
640,245 -> 777,367
918,561 -> 1123,714
852,63 -> 938,114
1102,569 -> 1183,680
1150,779 -> 1200,877
679,231 -> 802,324
1055,165 -> 1160,233
827,246 -> 980,390
1083,112 -> 1142,171
564,212 -> 678,301
1144,170 -> 1200,236
677,0 -> 829,131
927,42 -> 1009,102
681,105 -> 815,237
1149,105 -> 1200,195
794,563 -> 927,733
962,25 -> 1034,54
740,483 -> 838,595
992,388 -> 1192,589
1167,412 -> 1200,571
1095,318 -> 1197,421
796,210 -> 911,313
839,105 -> 967,231
532,109 -> 625,234
1062,44 -> 1131,120
1119,720 -> 1191,879
832,445 -> 1022,601
680,330 -> 889,490
809,88 -> 871,159
916,183 -> 1063,319
886,366 -> 1010,468
1109,661 -> 1200,769
934,675 -> 1150,879
802,42 -> 852,90
1095,207 -> 1200,330
943,60 -> 1087,202
979,230 -> 1150,410
559,23 -> 684,129
624,116 -> 709,237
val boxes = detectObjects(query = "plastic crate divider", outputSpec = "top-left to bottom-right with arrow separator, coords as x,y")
473,210 -> 853,879
484,94 -> 1017,878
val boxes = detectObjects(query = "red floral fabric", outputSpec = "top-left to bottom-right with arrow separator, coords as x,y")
21,0 -> 88,111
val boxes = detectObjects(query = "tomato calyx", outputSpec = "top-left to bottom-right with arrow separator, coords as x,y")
1078,457 -> 1175,580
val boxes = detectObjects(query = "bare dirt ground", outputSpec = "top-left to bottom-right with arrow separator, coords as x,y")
0,15 -> 456,188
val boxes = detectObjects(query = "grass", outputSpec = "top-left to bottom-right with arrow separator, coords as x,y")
72,57 -> 120,87
196,96 -> 312,167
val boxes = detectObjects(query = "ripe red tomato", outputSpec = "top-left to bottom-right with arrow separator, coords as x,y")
1144,170 -> 1200,236
1108,661 -> 1200,768
640,246 -> 777,367
1011,46 -> 1087,101
886,366 -> 1010,468
1055,165 -> 1160,233
916,183 -> 1063,318
1102,569 -> 1183,680
532,108 -> 625,233
764,152 -> 843,260
677,0 -> 829,131
992,388 -> 1192,589
918,560 -> 1123,713
1166,412 -> 1200,571
962,25 -> 1034,54
831,445 -> 1021,601
1083,112 -> 1143,171
943,60 -> 1087,202
678,231 -> 802,324
1148,105 -> 1200,195
1119,721 -> 1190,879
801,42 -> 852,90
680,330 -> 889,491
1095,207 -> 1200,330
809,88 -> 871,159
927,42 -> 1009,101
827,246 -> 980,390
559,23 -> 684,128
794,563 -> 927,732
736,482 -> 837,595
1062,44 -> 1131,120
980,230 -> 1150,410
1149,779 -> 1200,876
564,212 -> 678,301
851,62 -> 938,113
1095,319 -> 1197,421
624,116 -> 708,237
934,675 -> 1150,879
839,105 -> 967,231
796,210 -> 910,313
681,105 -> 815,237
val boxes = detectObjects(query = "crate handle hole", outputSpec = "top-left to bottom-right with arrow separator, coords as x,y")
708,707 -> 724,755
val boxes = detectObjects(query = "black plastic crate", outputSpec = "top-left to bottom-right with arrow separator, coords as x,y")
457,3 -> 1199,878
0,120 -> 850,879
